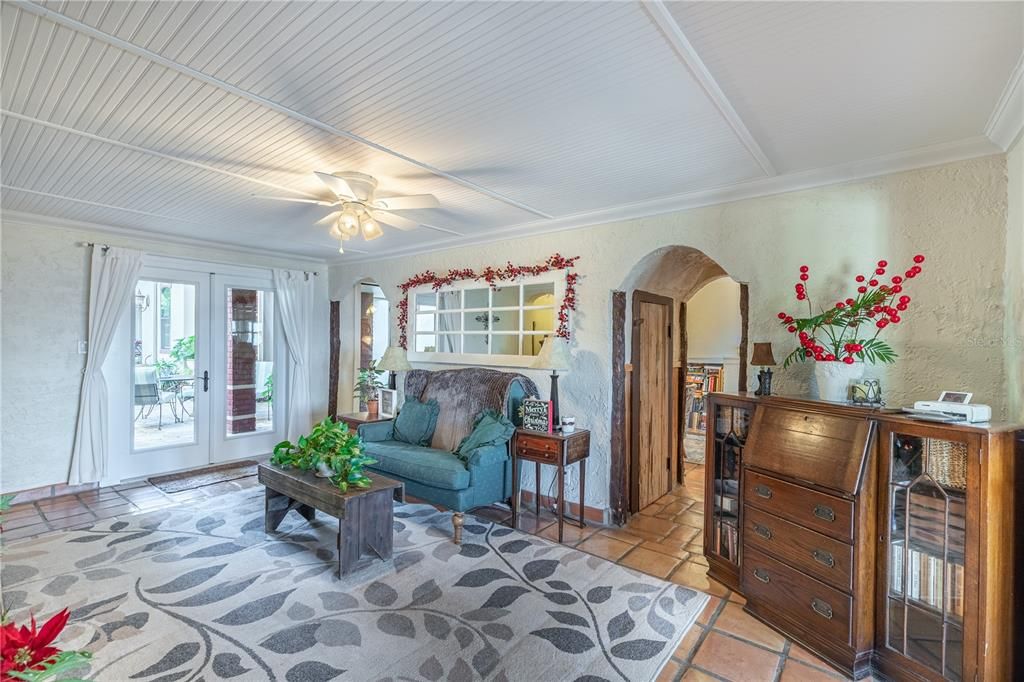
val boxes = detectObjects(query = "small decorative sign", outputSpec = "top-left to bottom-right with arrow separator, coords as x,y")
378,389 -> 398,418
522,398 -> 553,433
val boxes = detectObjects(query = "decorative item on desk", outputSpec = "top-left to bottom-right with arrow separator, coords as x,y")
531,336 -> 571,427
560,416 -> 576,433
377,346 -> 412,390
751,342 -> 776,396
522,397 -> 553,433
378,388 -> 398,418
777,254 -> 925,402
851,379 -> 884,406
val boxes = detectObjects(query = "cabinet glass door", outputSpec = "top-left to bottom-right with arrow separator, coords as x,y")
885,431 -> 970,681
708,402 -> 750,564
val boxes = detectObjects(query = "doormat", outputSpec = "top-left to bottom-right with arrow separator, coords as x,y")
148,460 -> 259,493
683,434 -> 706,464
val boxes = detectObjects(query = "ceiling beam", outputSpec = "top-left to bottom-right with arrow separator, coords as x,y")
643,1 -> 777,177
10,0 -> 553,220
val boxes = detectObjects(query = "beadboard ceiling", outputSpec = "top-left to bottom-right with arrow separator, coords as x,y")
2,1 -> 1021,261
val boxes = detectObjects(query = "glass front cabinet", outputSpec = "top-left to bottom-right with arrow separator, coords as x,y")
874,419 -> 1019,681
703,394 -> 754,591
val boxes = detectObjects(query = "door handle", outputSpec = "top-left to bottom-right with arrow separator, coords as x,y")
202,371 -> 210,392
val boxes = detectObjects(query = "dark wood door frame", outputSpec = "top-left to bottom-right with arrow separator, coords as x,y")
610,291 -> 627,526
630,290 -> 674,514
677,301 -> 687,484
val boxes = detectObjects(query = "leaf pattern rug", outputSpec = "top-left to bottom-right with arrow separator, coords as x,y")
2,487 -> 708,682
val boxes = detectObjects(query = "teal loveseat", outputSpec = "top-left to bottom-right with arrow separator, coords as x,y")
358,368 -> 536,543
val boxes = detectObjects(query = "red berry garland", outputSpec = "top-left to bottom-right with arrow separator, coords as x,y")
397,253 -> 581,349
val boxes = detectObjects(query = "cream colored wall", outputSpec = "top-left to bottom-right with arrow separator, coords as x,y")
1,220 -> 330,493
1005,135 -> 1023,422
330,154 -> 1011,513
685,277 -> 742,392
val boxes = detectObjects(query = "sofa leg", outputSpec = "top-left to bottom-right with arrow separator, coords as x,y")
452,512 -> 464,545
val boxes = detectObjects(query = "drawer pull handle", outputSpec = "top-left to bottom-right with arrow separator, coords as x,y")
812,549 -> 835,568
811,598 -> 833,620
752,523 -> 772,540
754,484 -> 773,499
813,504 -> 836,522
753,568 -> 770,584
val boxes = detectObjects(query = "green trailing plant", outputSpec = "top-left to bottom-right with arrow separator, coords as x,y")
169,335 -> 195,369
354,360 -> 385,403
271,418 -> 376,493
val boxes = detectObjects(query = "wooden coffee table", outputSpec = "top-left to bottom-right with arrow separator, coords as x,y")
257,464 -> 404,577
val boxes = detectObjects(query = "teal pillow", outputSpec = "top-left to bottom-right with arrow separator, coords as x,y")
392,397 -> 440,446
455,409 -> 515,462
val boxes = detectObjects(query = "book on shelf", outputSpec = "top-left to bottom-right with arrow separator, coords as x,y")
890,542 -> 964,620
685,364 -> 724,434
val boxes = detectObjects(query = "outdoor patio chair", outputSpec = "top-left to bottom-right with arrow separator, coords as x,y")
134,366 -> 178,429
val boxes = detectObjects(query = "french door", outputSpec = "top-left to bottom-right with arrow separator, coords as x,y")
120,261 -> 286,480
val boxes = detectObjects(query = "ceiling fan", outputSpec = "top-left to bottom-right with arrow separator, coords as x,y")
254,171 -> 439,253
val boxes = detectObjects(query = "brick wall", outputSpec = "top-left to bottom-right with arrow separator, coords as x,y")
226,288 -> 258,434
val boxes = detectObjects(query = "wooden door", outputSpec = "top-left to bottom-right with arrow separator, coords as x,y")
631,291 -> 673,511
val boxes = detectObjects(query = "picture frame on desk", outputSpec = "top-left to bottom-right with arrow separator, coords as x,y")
378,389 -> 397,418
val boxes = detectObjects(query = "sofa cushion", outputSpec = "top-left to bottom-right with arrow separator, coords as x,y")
455,409 -> 515,462
363,440 -> 470,491
392,397 -> 440,446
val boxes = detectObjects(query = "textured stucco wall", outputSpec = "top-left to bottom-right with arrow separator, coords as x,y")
1,221 -> 330,493
1005,136 -> 1024,422
330,155 -> 1011,513
685,278 -> 742,362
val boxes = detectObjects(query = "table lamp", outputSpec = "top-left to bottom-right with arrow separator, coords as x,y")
532,337 -> 571,427
377,346 -> 412,390
751,342 -> 777,396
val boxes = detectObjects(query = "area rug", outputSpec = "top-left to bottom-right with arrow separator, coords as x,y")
3,488 -> 708,682
148,460 -> 258,493
683,434 -> 706,464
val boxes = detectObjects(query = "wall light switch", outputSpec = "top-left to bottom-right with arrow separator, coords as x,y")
78,340 -> 88,354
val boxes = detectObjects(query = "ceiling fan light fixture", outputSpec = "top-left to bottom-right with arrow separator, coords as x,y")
361,215 -> 383,240
338,205 -> 361,236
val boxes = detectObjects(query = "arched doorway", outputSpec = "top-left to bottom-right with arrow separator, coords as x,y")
608,246 -> 747,524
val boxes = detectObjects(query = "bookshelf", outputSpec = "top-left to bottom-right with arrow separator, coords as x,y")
685,364 -> 724,434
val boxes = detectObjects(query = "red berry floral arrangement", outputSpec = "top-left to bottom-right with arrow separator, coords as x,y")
778,254 -> 925,368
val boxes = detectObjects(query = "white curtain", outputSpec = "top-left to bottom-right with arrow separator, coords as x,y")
69,246 -> 144,484
274,269 -> 314,441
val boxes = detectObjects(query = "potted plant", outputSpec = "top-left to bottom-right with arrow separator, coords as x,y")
777,254 -> 925,401
271,418 -> 376,492
354,360 -> 385,416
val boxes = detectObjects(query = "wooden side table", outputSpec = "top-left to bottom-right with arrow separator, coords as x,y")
511,428 -> 590,542
336,411 -> 391,432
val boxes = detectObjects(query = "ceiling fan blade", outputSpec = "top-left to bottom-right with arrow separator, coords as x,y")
252,194 -> 335,206
314,172 -> 356,199
315,210 -> 343,226
375,194 -> 440,211
375,210 -> 421,231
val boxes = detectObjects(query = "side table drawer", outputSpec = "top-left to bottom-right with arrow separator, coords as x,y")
516,434 -> 559,462
744,470 -> 854,543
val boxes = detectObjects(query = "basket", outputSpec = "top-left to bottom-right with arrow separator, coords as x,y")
925,438 -> 968,491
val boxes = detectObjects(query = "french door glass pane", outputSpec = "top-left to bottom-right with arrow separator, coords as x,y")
225,288 -> 274,437
133,280 -> 196,450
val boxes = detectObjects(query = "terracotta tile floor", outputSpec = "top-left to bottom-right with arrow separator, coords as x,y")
3,462 -> 868,681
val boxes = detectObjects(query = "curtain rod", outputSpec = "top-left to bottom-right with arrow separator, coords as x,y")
76,241 -> 319,276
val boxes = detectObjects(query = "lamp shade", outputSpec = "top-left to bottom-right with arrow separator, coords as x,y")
532,337 -> 571,371
751,342 -> 777,366
377,346 -> 413,372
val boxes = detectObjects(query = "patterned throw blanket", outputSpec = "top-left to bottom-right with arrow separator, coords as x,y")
405,368 -> 538,452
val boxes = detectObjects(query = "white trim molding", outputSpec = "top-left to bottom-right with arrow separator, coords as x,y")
985,54 -> 1024,151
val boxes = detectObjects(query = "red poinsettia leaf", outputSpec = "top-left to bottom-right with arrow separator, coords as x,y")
35,609 -> 70,648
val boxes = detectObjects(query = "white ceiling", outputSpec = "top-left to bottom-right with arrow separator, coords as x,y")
2,1 -> 1021,262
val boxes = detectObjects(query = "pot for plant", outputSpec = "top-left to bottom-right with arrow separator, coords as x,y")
366,399 -> 379,417
315,461 -> 335,478
814,361 -> 865,402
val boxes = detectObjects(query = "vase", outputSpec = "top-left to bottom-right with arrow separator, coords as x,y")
315,462 -> 335,478
813,361 -> 865,402
366,399 -> 379,417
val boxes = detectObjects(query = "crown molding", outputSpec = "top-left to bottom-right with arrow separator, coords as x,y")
1,210 -> 331,264
643,1 -> 776,177
10,0 -> 551,220
985,53 -> 1024,151
334,135 -> 999,265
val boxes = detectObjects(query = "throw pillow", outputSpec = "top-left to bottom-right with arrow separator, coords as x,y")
455,409 -> 515,462
392,397 -> 440,446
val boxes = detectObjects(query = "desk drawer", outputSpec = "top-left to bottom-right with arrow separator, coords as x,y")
516,434 -> 559,462
744,506 -> 853,592
742,547 -> 852,646
744,470 -> 854,542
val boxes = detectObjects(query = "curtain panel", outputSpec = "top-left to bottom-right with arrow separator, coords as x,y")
273,269 -> 314,441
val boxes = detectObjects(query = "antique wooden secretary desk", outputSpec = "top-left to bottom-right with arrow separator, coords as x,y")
702,393 -> 1022,681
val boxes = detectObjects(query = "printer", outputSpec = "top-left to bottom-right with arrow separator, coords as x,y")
903,393 -> 991,423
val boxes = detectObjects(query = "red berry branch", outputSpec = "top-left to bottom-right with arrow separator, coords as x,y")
397,253 -> 581,349
778,254 -> 925,368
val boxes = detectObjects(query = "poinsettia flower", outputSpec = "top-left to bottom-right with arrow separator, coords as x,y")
1,609 -> 70,676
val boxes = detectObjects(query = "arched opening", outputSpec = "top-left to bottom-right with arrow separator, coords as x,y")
609,246 -> 747,524
352,279 -> 391,411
